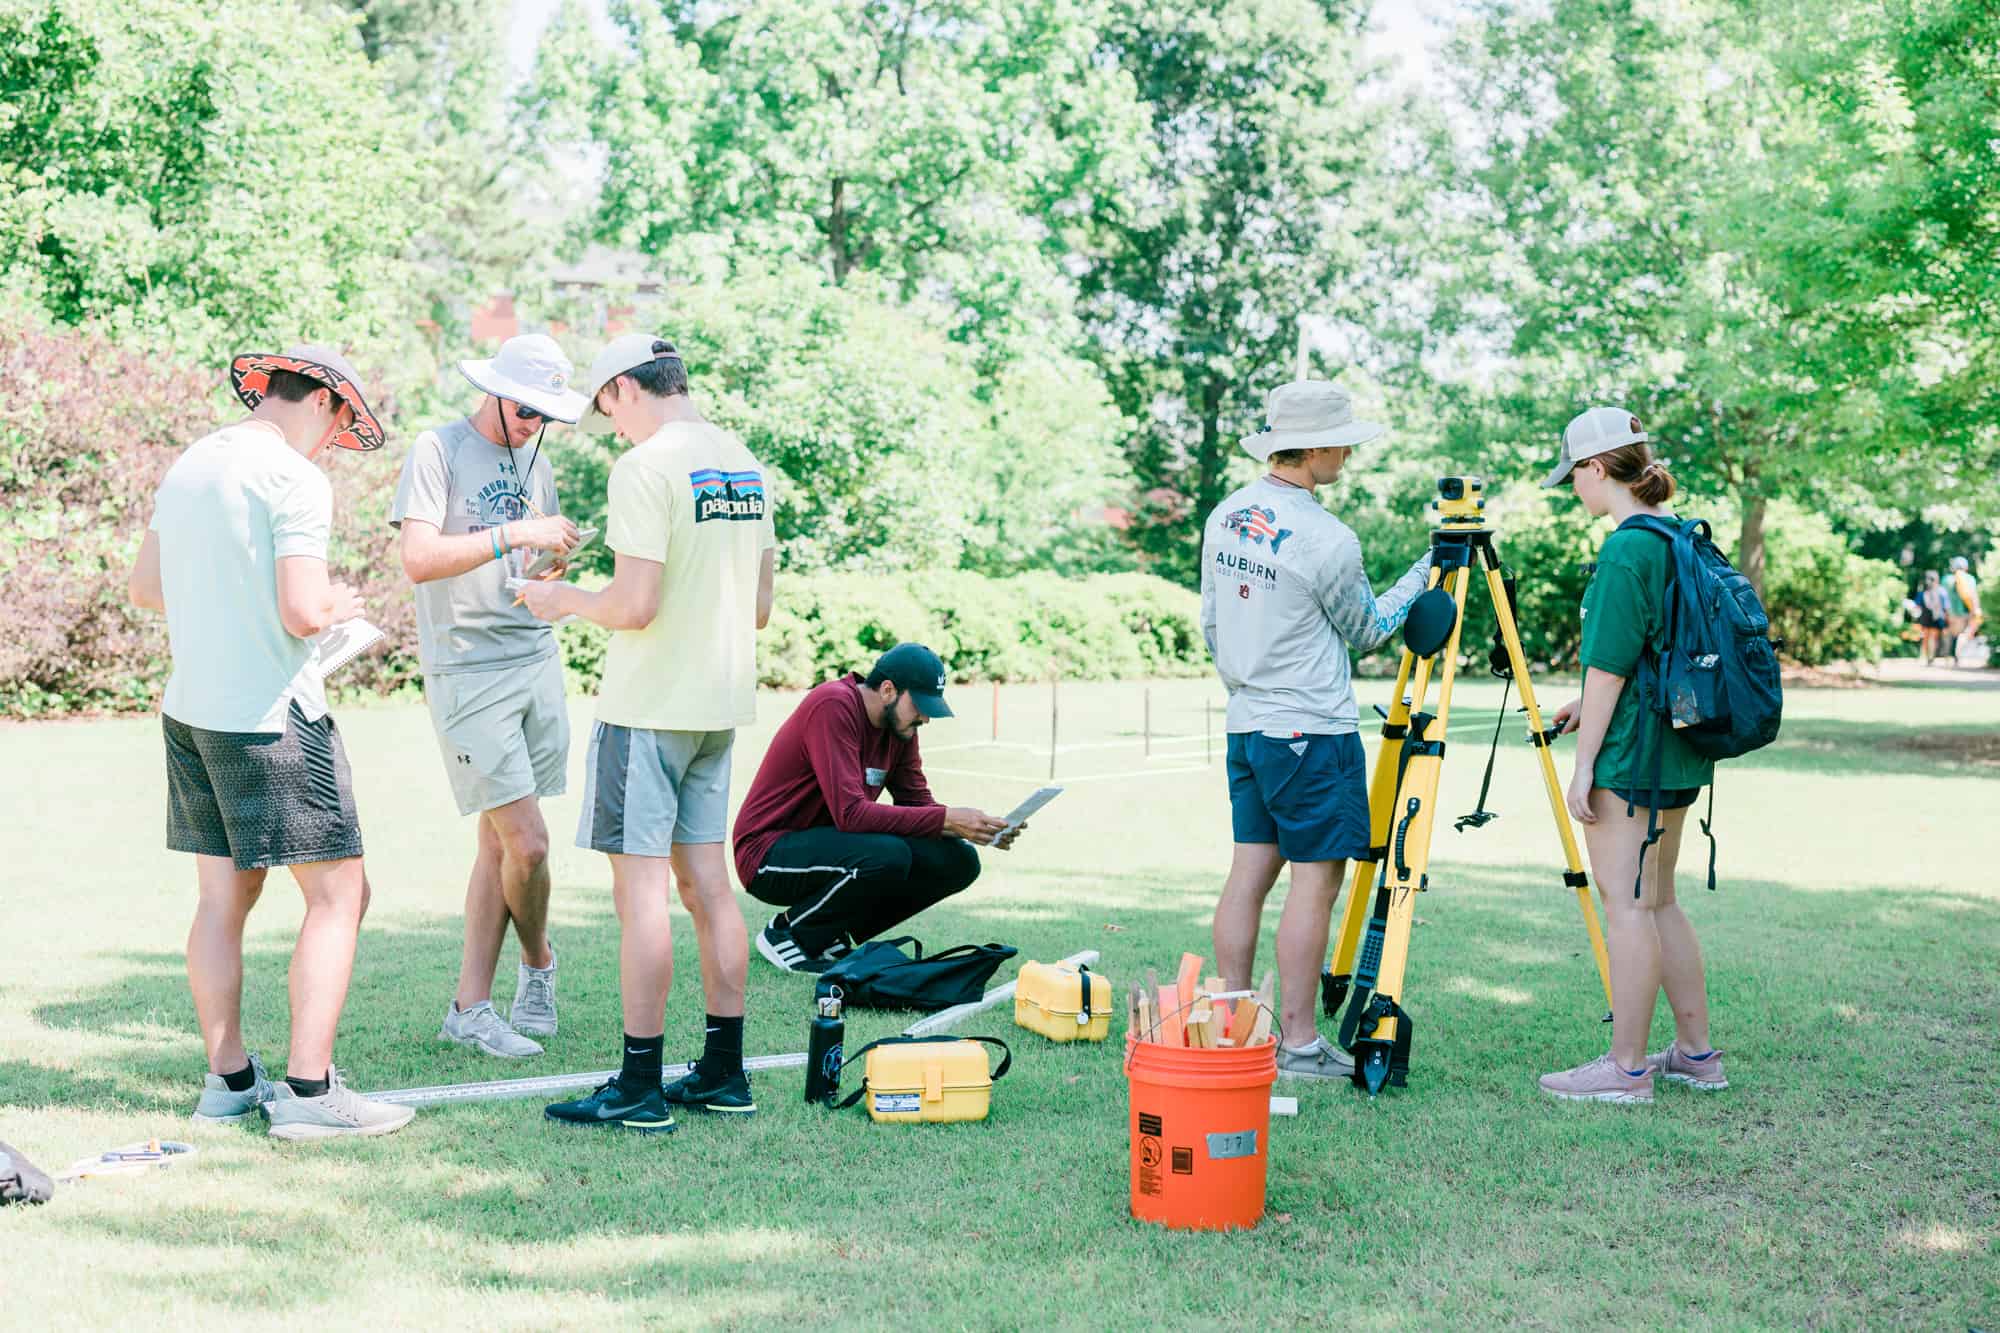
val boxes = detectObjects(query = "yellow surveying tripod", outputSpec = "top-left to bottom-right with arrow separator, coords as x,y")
1320,476 -> 1615,1095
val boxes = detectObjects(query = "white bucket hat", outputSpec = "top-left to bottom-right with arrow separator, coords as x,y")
1240,379 -> 1386,462
1542,406 -> 1649,488
459,333 -> 588,424
579,333 -> 683,435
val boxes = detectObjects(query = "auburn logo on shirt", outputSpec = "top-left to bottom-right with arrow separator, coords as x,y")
691,469 -> 766,523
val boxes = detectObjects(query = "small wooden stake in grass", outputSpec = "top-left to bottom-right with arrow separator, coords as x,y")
1049,678 -> 1059,780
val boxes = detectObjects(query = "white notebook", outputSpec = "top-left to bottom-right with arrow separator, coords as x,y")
313,618 -> 385,678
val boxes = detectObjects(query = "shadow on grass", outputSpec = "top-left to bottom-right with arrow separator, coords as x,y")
8,865 -> 1999,1323
1729,718 -> 2000,780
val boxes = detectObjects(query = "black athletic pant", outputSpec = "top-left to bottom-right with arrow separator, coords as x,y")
747,827 -> 982,954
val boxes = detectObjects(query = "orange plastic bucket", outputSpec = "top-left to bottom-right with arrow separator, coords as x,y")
1125,1033 -> 1276,1231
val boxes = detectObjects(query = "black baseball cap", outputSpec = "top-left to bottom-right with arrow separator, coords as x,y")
871,643 -> 954,718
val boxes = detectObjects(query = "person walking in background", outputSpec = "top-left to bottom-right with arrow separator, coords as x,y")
522,335 -> 775,1132
392,333 -> 585,1061
125,345 -> 414,1141
1541,408 -> 1722,1106
1944,556 -> 1983,665
1916,571 -> 1951,665
1199,374 -> 1432,1082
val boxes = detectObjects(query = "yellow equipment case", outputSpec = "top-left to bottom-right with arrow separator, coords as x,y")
835,1035 -> 1012,1124
1013,959 -> 1113,1042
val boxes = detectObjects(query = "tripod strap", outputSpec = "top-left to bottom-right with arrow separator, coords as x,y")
1455,675 -> 1510,832
1699,778 -> 1718,891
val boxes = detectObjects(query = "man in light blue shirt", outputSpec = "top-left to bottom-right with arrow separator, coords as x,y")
1200,377 -> 1430,1081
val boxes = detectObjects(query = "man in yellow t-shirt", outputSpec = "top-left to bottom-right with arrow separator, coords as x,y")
520,335 -> 776,1133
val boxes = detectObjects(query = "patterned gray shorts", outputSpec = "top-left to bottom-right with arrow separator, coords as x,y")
163,702 -> 365,871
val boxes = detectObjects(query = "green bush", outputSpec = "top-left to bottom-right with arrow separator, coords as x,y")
558,571 -> 1208,695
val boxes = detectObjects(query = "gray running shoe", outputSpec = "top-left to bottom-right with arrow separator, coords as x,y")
1276,1035 -> 1356,1080
511,950 -> 558,1038
266,1066 -> 416,1141
439,1000 -> 543,1058
1646,1043 -> 1728,1091
191,1051 -> 276,1125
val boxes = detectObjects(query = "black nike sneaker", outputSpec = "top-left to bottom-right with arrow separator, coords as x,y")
544,1078 -> 677,1133
662,1064 -> 757,1115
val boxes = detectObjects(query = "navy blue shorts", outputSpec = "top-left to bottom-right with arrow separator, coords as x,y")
1611,786 -> 1702,811
1226,731 -> 1370,863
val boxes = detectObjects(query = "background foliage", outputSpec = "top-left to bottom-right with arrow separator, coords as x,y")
2,0 -> 1991,715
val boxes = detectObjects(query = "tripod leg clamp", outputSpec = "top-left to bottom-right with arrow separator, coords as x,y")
1562,870 -> 1590,889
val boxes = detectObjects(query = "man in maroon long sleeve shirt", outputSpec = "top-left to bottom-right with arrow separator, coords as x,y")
734,644 -> 1016,972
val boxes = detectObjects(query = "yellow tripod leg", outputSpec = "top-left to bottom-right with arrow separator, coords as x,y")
1323,645 -> 1419,1017
1340,563 -> 1472,1093
1481,562 -> 1615,1014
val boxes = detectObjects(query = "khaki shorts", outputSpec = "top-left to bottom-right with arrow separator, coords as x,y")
425,653 -> 570,816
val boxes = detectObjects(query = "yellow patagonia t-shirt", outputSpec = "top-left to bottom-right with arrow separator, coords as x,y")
595,419 -> 776,731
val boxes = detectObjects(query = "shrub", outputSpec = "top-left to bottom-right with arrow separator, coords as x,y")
558,571 -> 1208,695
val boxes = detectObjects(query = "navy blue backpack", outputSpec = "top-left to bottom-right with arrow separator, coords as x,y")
1620,516 -> 1785,893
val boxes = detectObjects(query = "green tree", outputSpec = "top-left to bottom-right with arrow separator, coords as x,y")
1442,0 -> 2000,599
0,0 -> 436,365
1076,0 -> 1388,580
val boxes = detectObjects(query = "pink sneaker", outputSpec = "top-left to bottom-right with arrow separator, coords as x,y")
1538,1053 -> 1653,1104
1646,1043 -> 1727,1091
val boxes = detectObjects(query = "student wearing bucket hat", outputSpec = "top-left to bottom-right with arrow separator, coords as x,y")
390,333 -> 588,1061
126,343 -> 414,1141
521,334 -> 776,1131
1199,376 -> 1432,1083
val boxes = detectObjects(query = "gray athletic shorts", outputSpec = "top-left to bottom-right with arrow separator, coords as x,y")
163,702 -> 364,871
576,723 -> 733,856
425,653 -> 570,816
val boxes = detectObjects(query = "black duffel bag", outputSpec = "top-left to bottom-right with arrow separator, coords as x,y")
814,936 -> 1016,1011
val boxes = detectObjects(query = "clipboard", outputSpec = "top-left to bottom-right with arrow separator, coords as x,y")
1000,785 -> 1063,834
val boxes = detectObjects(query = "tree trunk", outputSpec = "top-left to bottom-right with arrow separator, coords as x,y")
1190,376 -> 1224,579
1738,489 -> 1767,604
828,176 -> 850,283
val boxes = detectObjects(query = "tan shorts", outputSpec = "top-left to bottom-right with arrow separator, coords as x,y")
425,653 -> 570,816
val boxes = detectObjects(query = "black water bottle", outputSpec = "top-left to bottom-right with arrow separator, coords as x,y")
805,987 -> 844,1105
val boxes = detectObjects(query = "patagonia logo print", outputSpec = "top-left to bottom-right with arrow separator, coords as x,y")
690,468 -> 766,523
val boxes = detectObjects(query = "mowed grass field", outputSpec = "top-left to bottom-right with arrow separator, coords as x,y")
2,675 -> 1996,1329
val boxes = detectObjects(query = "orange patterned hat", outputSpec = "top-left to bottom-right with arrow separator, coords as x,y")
228,344 -> 384,452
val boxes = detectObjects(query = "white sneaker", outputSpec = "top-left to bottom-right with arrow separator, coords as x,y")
511,951 -> 558,1038
439,1000 -> 543,1058
1276,1035 -> 1356,1080
191,1051 -> 276,1125
266,1066 -> 416,1141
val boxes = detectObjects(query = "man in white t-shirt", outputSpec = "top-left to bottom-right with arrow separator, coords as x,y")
127,344 -> 414,1142
520,335 -> 776,1134
391,334 -> 584,1060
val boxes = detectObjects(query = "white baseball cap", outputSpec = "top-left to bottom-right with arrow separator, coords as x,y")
1240,379 -> 1386,462
580,333 -> 683,435
458,334 -> 588,424
1541,406 -> 1650,488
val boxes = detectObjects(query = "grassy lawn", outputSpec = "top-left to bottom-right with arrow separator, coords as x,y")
1,676 -> 1996,1328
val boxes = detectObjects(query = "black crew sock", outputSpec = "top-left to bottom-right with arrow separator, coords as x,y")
701,1014 -> 745,1078
620,1033 -> 664,1090
285,1072 -> 329,1099
220,1062 -> 258,1093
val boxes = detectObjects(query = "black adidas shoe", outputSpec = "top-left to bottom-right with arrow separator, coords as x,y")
662,1065 -> 757,1116
754,918 -> 851,974
544,1078 -> 676,1133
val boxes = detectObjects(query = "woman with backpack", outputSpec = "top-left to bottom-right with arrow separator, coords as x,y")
1538,408 -> 1726,1105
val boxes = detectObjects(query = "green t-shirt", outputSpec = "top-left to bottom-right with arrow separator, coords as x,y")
1578,521 -> 1716,793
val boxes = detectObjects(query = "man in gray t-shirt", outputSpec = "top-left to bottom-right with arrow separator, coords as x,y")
1199,376 -> 1430,1084
390,333 -> 585,1060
